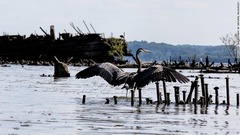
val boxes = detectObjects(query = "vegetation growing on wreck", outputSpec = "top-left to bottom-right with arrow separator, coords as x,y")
105,37 -> 128,62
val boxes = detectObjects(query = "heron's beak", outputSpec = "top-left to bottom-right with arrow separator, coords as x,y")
143,49 -> 151,53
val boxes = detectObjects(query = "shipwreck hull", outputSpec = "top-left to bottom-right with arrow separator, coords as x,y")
0,25 -> 129,63
0,35 -> 125,63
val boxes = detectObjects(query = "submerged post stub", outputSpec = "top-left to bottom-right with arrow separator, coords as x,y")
113,96 -> 117,105
105,98 -> 110,104
146,98 -> 150,105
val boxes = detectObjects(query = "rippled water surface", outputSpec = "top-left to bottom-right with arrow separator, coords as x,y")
0,65 -> 240,135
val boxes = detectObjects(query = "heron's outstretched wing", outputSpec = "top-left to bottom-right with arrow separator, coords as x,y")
134,65 -> 189,88
76,62 -> 129,86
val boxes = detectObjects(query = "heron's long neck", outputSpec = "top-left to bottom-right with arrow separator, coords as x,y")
136,52 -> 141,73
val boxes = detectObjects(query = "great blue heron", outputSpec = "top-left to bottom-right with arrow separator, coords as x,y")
75,48 -> 151,87
75,48 -> 189,96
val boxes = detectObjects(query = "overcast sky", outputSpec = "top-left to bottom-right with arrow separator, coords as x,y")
0,0 -> 238,45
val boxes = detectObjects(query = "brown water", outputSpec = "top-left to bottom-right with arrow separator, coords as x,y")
0,65 -> 239,134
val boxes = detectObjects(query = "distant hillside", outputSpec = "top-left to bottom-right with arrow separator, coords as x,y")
126,41 -> 231,63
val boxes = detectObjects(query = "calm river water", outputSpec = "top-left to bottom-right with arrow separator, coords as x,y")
0,65 -> 239,135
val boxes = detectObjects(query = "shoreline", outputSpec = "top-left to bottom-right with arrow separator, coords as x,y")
1,60 -> 240,74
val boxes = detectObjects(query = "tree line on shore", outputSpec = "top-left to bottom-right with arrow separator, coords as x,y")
127,41 -> 232,64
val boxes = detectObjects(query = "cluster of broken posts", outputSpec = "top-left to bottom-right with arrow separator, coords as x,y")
80,74 -> 239,109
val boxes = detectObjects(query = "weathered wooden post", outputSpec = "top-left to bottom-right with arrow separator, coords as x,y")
194,80 -> 199,107
222,100 -> 226,105
214,87 -> 219,105
174,86 -> 180,106
186,81 -> 195,103
205,83 -> 209,106
131,90 -> 134,106
156,82 -> 160,105
138,88 -> 142,106
166,93 -> 170,105
199,74 -> 206,105
82,95 -> 86,104
186,76 -> 199,104
225,76 -> 230,105
182,91 -> 186,103
237,93 -> 239,107
162,79 -> 167,104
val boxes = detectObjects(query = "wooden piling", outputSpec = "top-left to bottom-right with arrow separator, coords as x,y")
167,93 -> 170,105
131,90 -> 134,106
205,83 -> 209,106
138,88 -> 142,106
237,93 -> 239,107
156,82 -> 160,105
186,81 -> 195,103
174,86 -> 180,105
162,79 -> 167,103
182,91 -> 186,103
82,95 -> 86,104
225,76 -> 230,105
186,76 -> 199,104
214,87 -> 219,105
194,80 -> 199,107
200,74 -> 206,105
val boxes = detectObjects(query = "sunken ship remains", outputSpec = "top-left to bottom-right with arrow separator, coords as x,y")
0,25 -> 129,65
